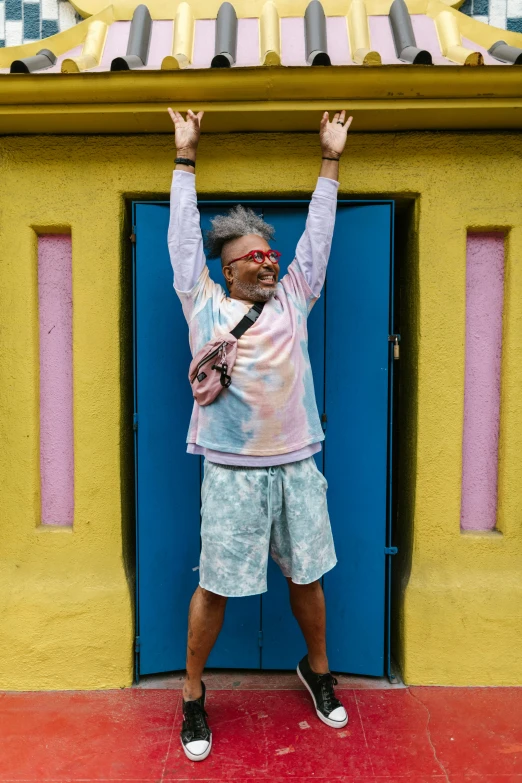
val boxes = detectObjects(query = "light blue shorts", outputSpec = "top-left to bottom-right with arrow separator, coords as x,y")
199,456 -> 337,598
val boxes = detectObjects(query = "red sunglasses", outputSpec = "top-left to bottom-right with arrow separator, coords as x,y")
226,249 -> 281,266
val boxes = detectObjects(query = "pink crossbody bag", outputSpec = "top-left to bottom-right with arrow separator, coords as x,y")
188,301 -> 265,407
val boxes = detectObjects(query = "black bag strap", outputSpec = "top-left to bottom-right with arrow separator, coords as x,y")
230,301 -> 265,340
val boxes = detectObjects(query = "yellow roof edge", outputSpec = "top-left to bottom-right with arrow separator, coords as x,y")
0,62 -> 520,104
1,94 -> 521,134
0,6 -> 115,69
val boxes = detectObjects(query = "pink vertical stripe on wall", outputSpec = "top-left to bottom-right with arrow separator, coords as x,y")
461,232 -> 504,531
38,235 -> 74,526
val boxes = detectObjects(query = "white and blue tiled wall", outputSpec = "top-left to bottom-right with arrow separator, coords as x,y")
0,0 -> 81,47
459,0 -> 522,32
0,0 -> 520,48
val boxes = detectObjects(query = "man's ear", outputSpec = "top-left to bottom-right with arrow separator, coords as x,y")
222,263 -> 233,289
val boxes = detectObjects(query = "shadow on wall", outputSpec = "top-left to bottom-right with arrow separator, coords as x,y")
390,197 -> 419,683
120,197 -> 137,620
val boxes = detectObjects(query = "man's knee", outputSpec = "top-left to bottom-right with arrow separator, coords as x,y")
286,577 -> 322,590
198,585 -> 228,605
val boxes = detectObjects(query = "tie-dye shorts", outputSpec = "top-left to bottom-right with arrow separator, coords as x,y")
199,456 -> 337,597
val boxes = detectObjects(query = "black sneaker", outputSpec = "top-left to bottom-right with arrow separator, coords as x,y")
180,681 -> 212,762
297,654 -> 348,728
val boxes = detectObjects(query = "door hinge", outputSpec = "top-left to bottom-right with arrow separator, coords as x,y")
133,413 -> 138,431
388,334 -> 401,360
258,630 -> 263,648
321,413 -> 327,432
135,635 -> 141,653
130,226 -> 137,244
385,546 -> 398,556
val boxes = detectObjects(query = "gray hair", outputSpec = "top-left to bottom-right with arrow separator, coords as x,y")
204,205 -> 275,259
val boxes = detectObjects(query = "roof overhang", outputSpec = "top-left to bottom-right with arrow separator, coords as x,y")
1,65 -> 521,134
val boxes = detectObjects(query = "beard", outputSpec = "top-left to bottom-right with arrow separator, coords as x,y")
230,266 -> 277,302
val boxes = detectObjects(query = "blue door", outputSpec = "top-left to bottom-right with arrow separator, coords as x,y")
132,198 -> 393,678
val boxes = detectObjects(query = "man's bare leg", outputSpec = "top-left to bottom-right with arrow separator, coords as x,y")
287,576 -> 348,728
286,577 -> 329,674
183,585 -> 228,701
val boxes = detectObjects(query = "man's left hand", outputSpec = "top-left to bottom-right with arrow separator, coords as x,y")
319,110 -> 353,159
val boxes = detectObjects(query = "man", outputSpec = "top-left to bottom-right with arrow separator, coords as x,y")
167,107 -> 353,762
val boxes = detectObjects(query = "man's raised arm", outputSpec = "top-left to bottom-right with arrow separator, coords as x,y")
167,109 -> 206,293
294,111 -> 353,299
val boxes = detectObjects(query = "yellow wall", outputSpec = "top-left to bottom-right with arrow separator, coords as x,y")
0,132 -> 521,689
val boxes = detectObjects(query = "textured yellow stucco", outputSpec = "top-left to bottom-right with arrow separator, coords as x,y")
0,132 -> 521,689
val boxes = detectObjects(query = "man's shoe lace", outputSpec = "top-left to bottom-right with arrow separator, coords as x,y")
315,672 -> 342,714
183,700 -> 210,741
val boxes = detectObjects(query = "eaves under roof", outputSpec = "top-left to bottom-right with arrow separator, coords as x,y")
0,0 -> 521,135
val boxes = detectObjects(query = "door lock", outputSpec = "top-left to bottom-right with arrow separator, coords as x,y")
388,334 -> 400,360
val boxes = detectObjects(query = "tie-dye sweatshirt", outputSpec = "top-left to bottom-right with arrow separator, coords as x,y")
168,170 -> 339,464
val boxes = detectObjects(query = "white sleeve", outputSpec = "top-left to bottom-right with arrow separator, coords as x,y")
167,170 -> 207,293
293,176 -> 339,298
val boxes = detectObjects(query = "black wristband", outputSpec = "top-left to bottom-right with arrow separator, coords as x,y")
175,157 -> 196,168
322,156 -> 341,161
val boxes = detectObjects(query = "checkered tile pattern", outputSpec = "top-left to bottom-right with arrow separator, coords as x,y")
0,0 -> 81,47
0,0 -> 520,49
458,0 -> 522,32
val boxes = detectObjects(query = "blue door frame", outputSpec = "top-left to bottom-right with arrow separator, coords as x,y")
132,197 -> 397,682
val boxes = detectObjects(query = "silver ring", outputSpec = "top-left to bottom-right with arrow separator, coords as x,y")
336,121 -> 343,124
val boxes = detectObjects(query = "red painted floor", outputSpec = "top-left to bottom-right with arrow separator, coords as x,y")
1,680 -> 522,782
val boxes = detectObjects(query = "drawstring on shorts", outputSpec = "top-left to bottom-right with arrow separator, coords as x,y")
267,466 -> 276,523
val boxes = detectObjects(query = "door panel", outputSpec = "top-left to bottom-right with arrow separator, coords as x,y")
198,205 -> 264,669
323,204 -> 392,676
260,204 -> 325,669
134,203 -> 200,675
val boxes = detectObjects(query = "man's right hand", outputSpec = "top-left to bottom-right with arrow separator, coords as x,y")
168,108 -> 204,162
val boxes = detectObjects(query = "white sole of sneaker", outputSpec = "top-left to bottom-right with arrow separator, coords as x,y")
297,665 -> 349,729
181,735 -> 212,762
